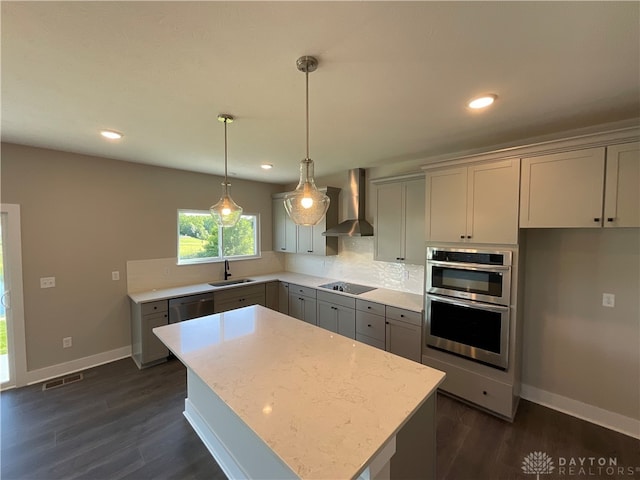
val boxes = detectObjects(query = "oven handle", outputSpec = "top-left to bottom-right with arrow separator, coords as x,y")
427,294 -> 509,313
427,260 -> 510,272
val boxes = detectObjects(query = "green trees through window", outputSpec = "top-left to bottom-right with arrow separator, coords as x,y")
178,210 -> 259,263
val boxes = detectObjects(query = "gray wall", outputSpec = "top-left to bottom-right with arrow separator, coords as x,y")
1,143 -> 283,371
522,228 -> 640,420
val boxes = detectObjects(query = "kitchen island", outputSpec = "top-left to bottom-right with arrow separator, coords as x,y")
153,305 -> 445,480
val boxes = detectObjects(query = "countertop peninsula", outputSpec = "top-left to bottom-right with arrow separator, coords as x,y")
154,305 -> 445,479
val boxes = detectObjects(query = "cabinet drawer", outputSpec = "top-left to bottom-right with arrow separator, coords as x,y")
214,283 -> 265,302
386,306 -> 422,327
356,299 -> 385,316
356,311 -> 385,341
422,355 -> 515,419
141,300 -> 168,316
356,333 -> 385,350
289,284 -> 317,299
317,290 -> 356,309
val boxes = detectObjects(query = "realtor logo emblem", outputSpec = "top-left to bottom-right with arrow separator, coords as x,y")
522,451 -> 555,480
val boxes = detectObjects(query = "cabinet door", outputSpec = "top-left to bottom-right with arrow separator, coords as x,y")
142,312 -> 169,364
403,178 -> 426,264
278,282 -> 289,314
289,293 -> 317,325
520,148 -> 605,228
336,306 -> 356,339
265,281 -> 279,311
375,182 -> 403,262
467,159 -> 520,244
317,301 -> 338,333
604,142 -> 639,228
425,167 -> 467,242
385,318 -> 422,363
272,198 -> 297,252
297,226 -> 313,254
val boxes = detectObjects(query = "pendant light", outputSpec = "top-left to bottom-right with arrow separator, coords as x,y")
210,114 -> 243,227
284,56 -> 330,226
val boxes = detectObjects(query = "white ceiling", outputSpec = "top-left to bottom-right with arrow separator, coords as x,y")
2,2 -> 639,184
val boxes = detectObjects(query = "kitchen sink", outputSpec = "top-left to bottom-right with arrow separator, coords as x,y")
318,281 -> 376,295
208,278 -> 255,287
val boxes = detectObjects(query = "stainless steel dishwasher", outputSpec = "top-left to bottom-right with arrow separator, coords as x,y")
168,292 -> 216,323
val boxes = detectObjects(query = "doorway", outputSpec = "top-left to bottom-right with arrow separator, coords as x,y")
0,204 -> 27,389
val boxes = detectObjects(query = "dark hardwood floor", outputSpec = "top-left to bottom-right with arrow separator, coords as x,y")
1,358 -> 638,480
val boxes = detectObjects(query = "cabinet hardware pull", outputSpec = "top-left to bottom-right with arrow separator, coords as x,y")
460,235 -> 465,239
367,324 -> 372,327
367,306 -> 371,309
307,250 -> 313,253
607,217 -> 614,222
466,235 -> 472,239
385,321 -> 389,324
280,247 -> 285,250
400,314 -> 404,318
594,217 -> 601,222
482,391 -> 487,396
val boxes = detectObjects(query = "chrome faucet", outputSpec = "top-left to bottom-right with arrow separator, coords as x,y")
224,260 -> 231,280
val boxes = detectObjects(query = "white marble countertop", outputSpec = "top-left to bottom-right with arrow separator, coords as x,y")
153,305 -> 445,480
128,271 -> 424,313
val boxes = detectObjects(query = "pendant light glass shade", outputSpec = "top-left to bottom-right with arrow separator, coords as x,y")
210,114 -> 243,227
284,56 -> 330,226
284,159 -> 330,226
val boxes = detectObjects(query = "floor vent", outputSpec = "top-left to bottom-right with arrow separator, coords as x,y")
42,373 -> 84,391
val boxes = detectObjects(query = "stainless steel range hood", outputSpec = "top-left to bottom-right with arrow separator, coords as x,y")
322,168 -> 374,237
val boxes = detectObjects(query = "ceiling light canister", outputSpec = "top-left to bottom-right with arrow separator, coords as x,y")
100,130 -> 123,140
261,163 -> 273,170
284,56 -> 330,226
468,94 -> 497,109
210,114 -> 243,228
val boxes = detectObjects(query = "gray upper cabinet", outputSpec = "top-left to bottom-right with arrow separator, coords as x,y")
272,187 -> 340,256
520,148 -> 606,228
604,142 -> 639,228
373,175 -> 425,265
272,195 -> 297,253
425,159 -> 520,244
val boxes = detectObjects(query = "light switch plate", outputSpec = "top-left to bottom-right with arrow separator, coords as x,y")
112,271 -> 120,281
602,293 -> 615,308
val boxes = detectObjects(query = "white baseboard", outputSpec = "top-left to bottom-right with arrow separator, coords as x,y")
521,383 -> 640,439
25,345 -> 132,386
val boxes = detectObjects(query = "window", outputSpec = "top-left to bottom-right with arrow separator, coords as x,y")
178,210 -> 260,264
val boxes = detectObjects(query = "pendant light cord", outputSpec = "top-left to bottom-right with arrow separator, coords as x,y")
223,118 -> 228,188
305,68 -> 310,161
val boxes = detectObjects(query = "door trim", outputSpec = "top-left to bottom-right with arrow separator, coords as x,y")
1,203 -> 27,389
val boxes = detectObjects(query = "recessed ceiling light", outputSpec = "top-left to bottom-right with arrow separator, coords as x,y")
467,94 -> 497,109
261,163 -> 273,170
100,130 -> 123,140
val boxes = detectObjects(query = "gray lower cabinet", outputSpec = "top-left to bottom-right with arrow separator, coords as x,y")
385,306 -> 422,363
213,284 -> 266,314
288,284 -> 317,325
130,299 -> 169,369
265,281 -> 279,311
316,290 -> 356,339
278,282 -> 289,315
355,299 -> 386,349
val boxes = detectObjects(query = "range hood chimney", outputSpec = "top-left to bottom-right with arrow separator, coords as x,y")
322,168 -> 374,237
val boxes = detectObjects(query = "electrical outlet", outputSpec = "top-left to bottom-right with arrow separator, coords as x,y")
62,337 -> 72,348
602,293 -> 615,308
404,270 -> 410,280
40,277 -> 56,288
112,271 -> 120,281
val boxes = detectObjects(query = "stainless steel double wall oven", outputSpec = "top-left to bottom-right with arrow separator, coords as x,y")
425,246 -> 512,369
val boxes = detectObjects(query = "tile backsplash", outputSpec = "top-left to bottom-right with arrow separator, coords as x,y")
285,237 -> 424,295
127,239 -> 424,295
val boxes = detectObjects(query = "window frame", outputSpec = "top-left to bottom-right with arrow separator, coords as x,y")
177,209 -> 261,265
